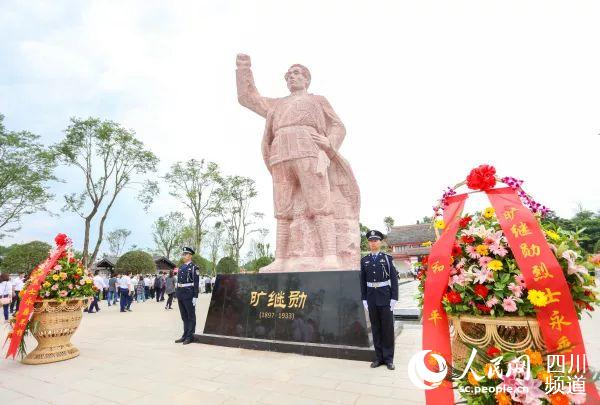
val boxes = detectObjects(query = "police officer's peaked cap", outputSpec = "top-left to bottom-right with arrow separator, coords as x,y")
366,230 -> 384,241
182,246 -> 195,255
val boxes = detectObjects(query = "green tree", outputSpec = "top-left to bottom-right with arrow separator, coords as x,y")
383,216 -> 395,233
116,250 -> 155,275
243,256 -> 274,273
164,159 -> 223,253
106,228 -> 131,256
0,114 -> 57,238
152,212 -> 185,260
216,256 -> 238,274
55,117 -> 159,267
221,175 -> 261,265
204,221 -> 225,275
543,208 -> 600,254
570,209 -> 600,253
0,241 -> 52,274
359,223 -> 369,252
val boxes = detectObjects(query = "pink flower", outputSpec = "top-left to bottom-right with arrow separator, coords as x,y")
478,256 -> 492,269
59,290 -> 68,297
514,274 -> 526,287
502,297 -> 517,312
68,284 -> 74,290
79,280 -> 85,285
450,273 -> 466,287
45,291 -> 50,297
53,264 -> 62,271
466,245 -> 480,259
486,296 -> 499,308
515,378 -> 545,404
489,243 -> 508,257
51,284 -> 59,291
497,375 -> 519,395
473,267 -> 493,284
508,282 -> 523,298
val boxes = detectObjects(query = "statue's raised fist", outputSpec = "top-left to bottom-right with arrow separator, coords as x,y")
236,53 -> 251,68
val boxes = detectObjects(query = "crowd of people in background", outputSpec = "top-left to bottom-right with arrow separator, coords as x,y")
0,269 -> 215,322
83,271 -> 216,314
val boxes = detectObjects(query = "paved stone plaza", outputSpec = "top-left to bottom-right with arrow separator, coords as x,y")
1,281 -> 599,405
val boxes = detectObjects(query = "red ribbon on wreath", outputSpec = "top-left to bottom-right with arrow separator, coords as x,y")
4,234 -> 70,359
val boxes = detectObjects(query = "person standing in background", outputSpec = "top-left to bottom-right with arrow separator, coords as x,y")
118,273 -> 131,313
10,273 -> 24,314
126,273 -> 134,311
108,273 -> 117,306
160,272 -> 167,302
144,274 -> 151,300
88,270 -> 103,313
136,275 -> 145,302
1,273 -> 14,322
165,269 -> 176,310
150,274 -> 156,299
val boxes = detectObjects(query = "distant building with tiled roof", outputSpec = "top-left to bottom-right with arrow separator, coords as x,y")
386,223 -> 435,270
91,255 -> 176,276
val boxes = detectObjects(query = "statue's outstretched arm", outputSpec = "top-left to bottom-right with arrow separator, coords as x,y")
236,54 -> 277,118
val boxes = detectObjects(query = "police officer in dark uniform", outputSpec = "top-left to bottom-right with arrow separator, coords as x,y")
360,229 -> 398,370
175,247 -> 200,345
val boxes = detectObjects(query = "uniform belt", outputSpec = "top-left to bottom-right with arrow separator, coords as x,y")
367,280 -> 391,288
178,283 -> 194,287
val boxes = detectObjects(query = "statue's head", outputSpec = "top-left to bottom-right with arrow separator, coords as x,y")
285,64 -> 311,91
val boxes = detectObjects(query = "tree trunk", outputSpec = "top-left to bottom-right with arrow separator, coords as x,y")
89,193 -> 119,267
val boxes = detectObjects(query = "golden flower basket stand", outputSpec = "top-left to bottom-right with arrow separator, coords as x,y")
449,314 -> 546,365
22,297 -> 91,365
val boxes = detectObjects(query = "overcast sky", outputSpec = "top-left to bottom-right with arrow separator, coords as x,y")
1,0 -> 599,259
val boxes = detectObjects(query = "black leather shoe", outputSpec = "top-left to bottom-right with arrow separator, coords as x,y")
175,338 -> 185,343
182,339 -> 193,345
386,363 -> 395,370
370,361 -> 383,368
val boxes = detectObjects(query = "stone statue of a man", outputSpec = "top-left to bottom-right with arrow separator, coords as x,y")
236,54 -> 360,272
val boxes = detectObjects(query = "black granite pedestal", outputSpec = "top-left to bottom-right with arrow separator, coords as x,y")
194,271 -> 377,361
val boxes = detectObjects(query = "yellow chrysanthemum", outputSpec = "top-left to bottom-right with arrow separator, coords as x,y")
467,371 -> 480,386
421,241 -> 433,247
488,260 -> 503,271
484,363 -> 500,379
483,207 -> 496,218
76,268 -> 83,275
85,279 -> 92,284
43,281 -> 51,288
52,274 -> 60,281
495,392 -> 511,405
434,219 -> 445,230
524,348 -> 543,366
537,369 -> 551,383
59,272 -> 67,280
528,289 -> 549,307
545,230 -> 560,241
476,244 -> 489,256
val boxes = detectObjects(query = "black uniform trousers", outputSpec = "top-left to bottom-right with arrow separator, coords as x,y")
177,288 -> 196,341
368,304 -> 395,364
